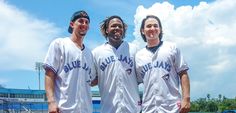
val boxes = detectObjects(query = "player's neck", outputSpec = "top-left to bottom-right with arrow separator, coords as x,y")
71,34 -> 84,49
147,38 -> 160,47
108,40 -> 123,49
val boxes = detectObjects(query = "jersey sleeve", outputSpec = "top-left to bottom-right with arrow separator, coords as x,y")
173,45 -> 189,74
43,39 -> 62,74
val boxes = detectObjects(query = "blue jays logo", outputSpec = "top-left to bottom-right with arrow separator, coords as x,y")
126,68 -> 132,75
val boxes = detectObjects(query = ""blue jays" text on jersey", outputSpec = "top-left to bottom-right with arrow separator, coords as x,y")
100,55 -> 134,71
64,60 -> 92,74
141,60 -> 171,78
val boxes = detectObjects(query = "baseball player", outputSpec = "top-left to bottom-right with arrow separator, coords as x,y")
135,15 -> 190,113
43,10 -> 95,113
92,15 -> 141,113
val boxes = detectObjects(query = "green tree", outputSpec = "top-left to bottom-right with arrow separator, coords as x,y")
207,94 -> 210,101
191,95 -> 236,112
206,101 -> 218,112
196,98 -> 207,112
218,94 -> 222,101
190,101 -> 200,112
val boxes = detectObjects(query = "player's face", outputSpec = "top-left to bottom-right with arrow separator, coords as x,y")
106,18 -> 124,43
71,18 -> 89,36
142,18 -> 160,42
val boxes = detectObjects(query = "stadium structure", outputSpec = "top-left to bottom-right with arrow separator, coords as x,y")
0,88 -> 100,113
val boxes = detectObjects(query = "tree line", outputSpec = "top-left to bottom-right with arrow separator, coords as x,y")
190,94 -> 236,112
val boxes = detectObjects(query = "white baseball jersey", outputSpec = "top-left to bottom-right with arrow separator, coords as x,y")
92,41 -> 141,113
43,37 -> 95,113
135,41 -> 189,113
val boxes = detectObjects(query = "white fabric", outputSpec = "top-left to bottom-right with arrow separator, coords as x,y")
43,37 -> 95,113
93,41 -> 141,113
135,41 -> 189,113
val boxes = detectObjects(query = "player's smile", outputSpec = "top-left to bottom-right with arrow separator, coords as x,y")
78,25 -> 89,36
147,30 -> 158,38
79,25 -> 88,31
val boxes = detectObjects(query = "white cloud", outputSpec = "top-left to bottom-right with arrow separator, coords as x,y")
0,1 -> 61,71
0,78 -> 8,84
133,0 -> 236,99
207,53 -> 232,74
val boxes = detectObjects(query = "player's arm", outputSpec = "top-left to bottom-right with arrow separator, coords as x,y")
45,68 -> 59,113
179,70 -> 190,113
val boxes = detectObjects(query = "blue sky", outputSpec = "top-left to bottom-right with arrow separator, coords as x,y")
0,0 -> 235,100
